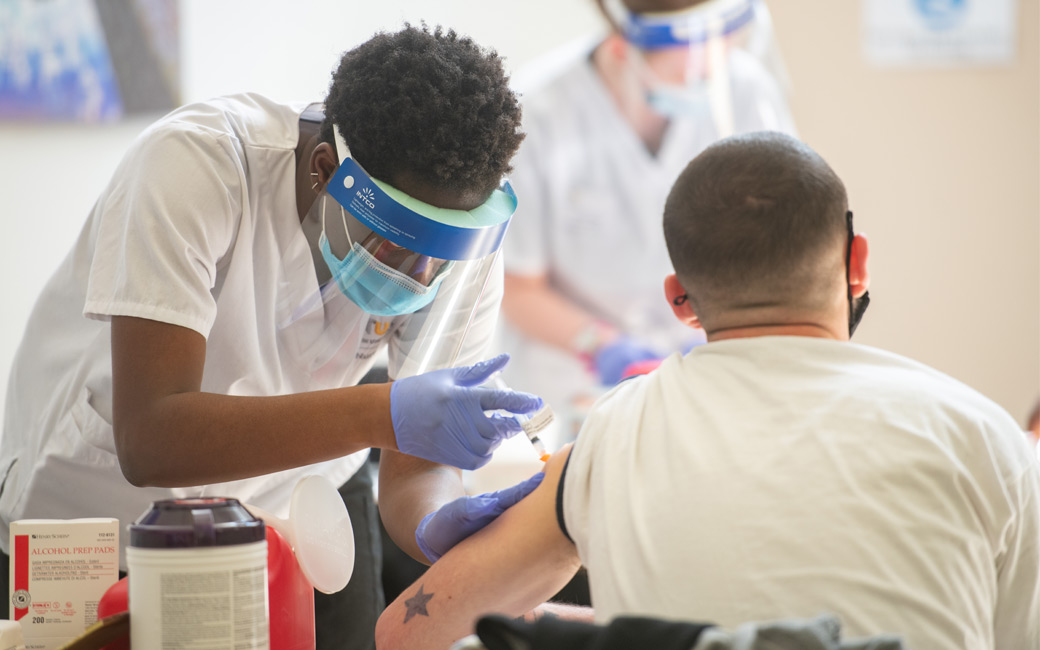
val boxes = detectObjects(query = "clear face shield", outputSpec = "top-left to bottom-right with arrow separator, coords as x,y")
609,0 -> 791,137
306,123 -> 517,378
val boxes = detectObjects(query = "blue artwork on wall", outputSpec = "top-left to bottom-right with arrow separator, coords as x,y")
0,0 -> 179,121
914,0 -> 969,32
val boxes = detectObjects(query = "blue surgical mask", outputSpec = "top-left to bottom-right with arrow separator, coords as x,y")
319,231 -> 449,317
646,83 -> 713,118
630,45 -> 715,119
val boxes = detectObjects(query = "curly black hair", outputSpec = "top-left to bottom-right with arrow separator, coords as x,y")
321,24 -> 524,199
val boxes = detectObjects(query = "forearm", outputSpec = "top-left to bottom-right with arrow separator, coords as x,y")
502,274 -> 617,354
114,383 -> 396,487
111,315 -> 399,488
375,447 -> 580,650
376,527 -> 579,650
378,449 -> 465,563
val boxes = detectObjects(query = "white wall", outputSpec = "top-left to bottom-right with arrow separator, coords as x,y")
1,0 -> 1037,426
178,0 -> 600,107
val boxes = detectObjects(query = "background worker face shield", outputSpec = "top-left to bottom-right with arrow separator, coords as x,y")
305,122 -> 517,377
606,0 -> 791,137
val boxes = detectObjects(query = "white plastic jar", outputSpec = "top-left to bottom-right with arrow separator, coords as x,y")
127,498 -> 269,650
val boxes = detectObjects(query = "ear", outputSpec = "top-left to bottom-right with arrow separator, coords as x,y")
604,32 -> 629,61
848,233 -> 870,299
664,274 -> 702,329
310,142 -> 339,190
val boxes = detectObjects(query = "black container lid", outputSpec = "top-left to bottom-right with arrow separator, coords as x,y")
129,497 -> 265,548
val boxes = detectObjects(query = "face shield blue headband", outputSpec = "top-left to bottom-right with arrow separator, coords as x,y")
319,125 -> 517,317
618,0 -> 756,51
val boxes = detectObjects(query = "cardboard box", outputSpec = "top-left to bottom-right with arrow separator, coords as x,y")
9,519 -> 119,650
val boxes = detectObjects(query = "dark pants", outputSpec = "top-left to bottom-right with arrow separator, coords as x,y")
378,511 -> 428,605
315,454 -> 385,650
313,366 -> 389,650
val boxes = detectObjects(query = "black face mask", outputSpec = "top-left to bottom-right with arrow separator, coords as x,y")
845,210 -> 870,337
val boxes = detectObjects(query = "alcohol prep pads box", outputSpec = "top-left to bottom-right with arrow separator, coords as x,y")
9,519 -> 119,650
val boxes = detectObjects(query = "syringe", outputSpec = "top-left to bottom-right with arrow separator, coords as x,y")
492,376 -> 554,462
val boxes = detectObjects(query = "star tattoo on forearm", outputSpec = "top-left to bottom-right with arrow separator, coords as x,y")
403,584 -> 435,623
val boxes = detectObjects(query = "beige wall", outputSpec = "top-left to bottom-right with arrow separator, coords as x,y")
769,1 -> 1040,425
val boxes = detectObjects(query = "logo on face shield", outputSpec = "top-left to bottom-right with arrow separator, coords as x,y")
356,187 -> 376,210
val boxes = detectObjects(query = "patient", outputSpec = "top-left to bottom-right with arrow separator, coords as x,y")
375,132 -> 1040,650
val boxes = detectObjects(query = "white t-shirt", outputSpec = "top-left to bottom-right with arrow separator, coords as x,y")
0,94 -> 500,566
498,44 -> 797,425
562,337 -> 1040,650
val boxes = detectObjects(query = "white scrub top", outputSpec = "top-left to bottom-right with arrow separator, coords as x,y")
0,93 -> 500,566
499,42 -> 796,430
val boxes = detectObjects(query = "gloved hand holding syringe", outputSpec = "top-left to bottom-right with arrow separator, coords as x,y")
413,371 -> 557,563
491,375 -> 554,462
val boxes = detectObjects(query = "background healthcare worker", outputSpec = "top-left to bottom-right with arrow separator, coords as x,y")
498,0 -> 797,438
0,25 -> 538,650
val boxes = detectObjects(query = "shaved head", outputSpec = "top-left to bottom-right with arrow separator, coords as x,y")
663,132 -> 849,327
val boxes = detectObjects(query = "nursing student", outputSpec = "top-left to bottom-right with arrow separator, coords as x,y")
499,0 -> 797,434
0,24 -> 540,650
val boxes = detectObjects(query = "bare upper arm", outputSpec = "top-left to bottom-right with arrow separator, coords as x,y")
375,445 -> 580,650
503,271 -> 549,291
110,316 -> 206,472
501,271 -> 550,312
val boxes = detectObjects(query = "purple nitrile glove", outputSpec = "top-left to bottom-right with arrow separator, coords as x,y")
593,337 -> 662,386
390,354 -> 543,470
415,472 -> 545,563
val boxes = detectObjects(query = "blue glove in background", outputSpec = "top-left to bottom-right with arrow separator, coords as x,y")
594,337 -> 662,386
415,472 -> 545,562
391,354 -> 543,470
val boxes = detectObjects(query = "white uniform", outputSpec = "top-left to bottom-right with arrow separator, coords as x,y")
0,94 -> 500,566
562,337 -> 1040,650
499,44 -> 796,429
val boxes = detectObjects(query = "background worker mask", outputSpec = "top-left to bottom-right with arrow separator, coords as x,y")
607,0 -> 791,137
291,118 -> 518,378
